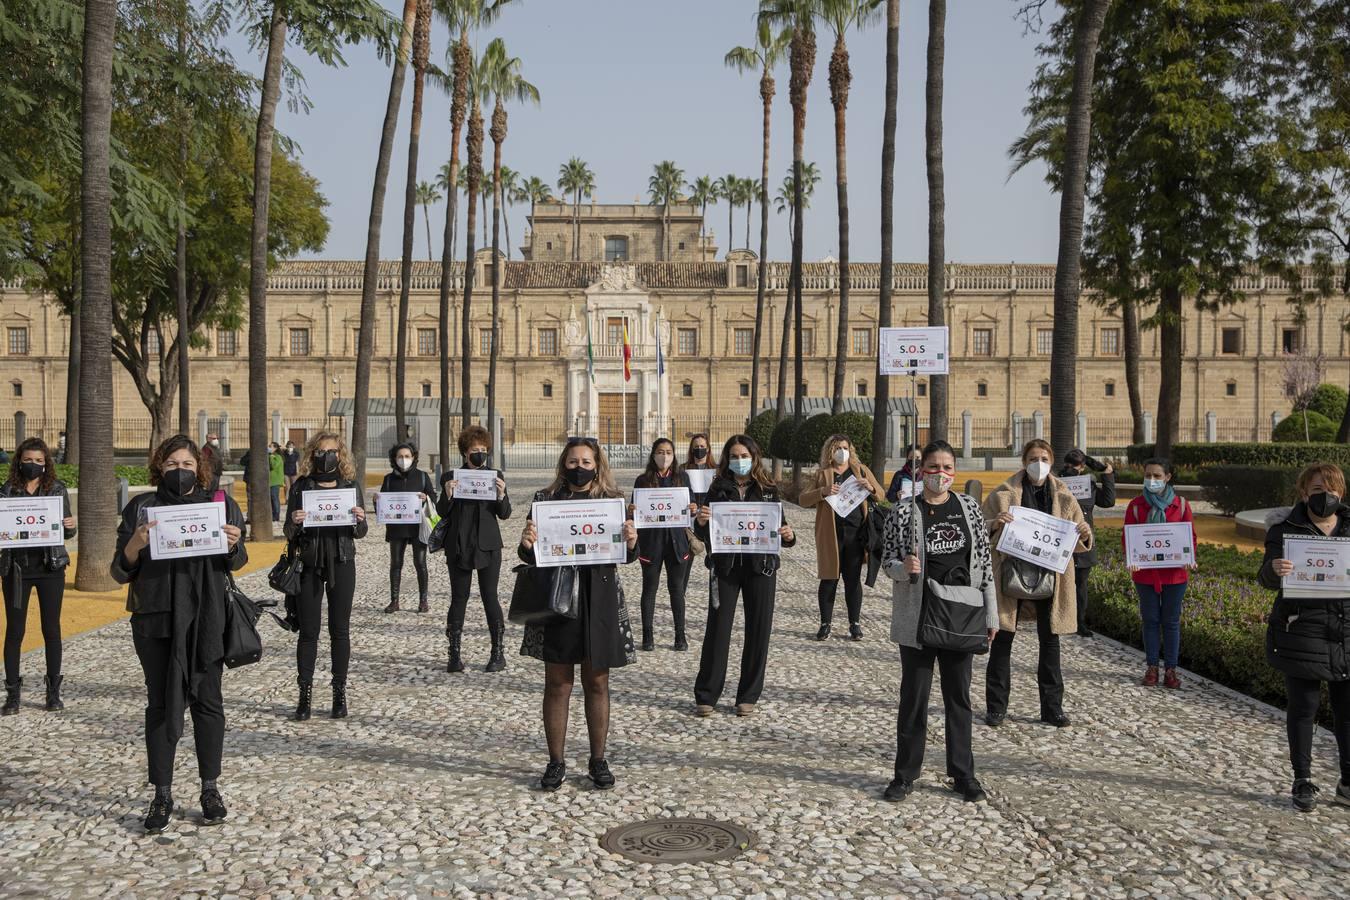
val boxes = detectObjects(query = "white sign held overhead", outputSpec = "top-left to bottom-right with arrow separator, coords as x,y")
879,327 -> 950,376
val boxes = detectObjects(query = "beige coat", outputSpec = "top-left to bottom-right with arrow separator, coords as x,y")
983,472 -> 1091,635
800,462 -> 885,581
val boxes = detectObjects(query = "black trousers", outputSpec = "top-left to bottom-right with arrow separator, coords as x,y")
694,566 -> 776,707
447,556 -> 504,636
895,645 -> 975,784
818,529 -> 866,625
3,574 -> 64,682
389,539 -> 429,600
296,560 -> 355,683
640,550 -> 691,640
132,630 -> 224,787
1073,565 -> 1091,630
1285,674 -> 1350,782
985,598 -> 1064,718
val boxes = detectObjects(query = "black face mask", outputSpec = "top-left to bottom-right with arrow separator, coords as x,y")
692,447 -> 708,461
163,468 -> 198,497
18,462 -> 44,482
314,450 -> 339,476
468,451 -> 489,468
1308,491 -> 1340,518
564,466 -> 596,488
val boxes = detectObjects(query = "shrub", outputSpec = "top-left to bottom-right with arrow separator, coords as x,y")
0,464 -> 150,487
1305,383 -> 1348,422
1198,465 -> 1300,516
745,410 -> 778,457
1129,442 -> 1350,468
829,412 -> 874,465
1273,410 -> 1337,443
1114,466 -> 1201,485
792,413 -> 836,465
768,417 -> 797,461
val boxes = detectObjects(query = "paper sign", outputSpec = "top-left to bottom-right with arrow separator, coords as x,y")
633,487 -> 691,529
709,502 -> 782,556
532,498 -> 627,568
684,468 -> 715,495
1282,535 -> 1350,598
824,476 -> 871,518
1124,523 -> 1194,570
453,468 -> 499,502
0,496 -> 65,549
879,326 -> 950,375
302,488 -> 358,528
995,506 -> 1076,574
1062,475 -> 1094,502
375,492 -> 423,525
148,502 -> 227,560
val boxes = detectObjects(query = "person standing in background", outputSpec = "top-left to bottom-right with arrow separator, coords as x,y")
283,440 -> 300,499
267,443 -> 284,525
1059,450 -> 1115,637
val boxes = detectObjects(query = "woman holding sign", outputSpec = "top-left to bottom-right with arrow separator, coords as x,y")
801,433 -> 884,642
2,437 -> 76,715
633,438 -> 696,652
518,437 -> 638,791
680,434 -> 717,504
1122,457 -> 1194,690
284,432 -> 367,722
984,439 -> 1091,729
109,434 -> 245,833
692,434 -> 796,717
1258,462 -> 1350,812
375,442 -> 434,615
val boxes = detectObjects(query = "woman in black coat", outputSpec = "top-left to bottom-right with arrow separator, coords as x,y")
1259,462 -> 1350,813
437,425 -> 511,673
109,434 -> 245,834
633,438 -> 696,652
518,437 -> 638,792
375,442 -> 434,614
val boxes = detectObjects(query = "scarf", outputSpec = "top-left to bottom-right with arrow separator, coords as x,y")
1143,482 -> 1177,524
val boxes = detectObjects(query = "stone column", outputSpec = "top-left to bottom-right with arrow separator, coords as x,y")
1032,410 -> 1044,440
220,412 -> 231,459
197,409 -> 209,446
961,410 -> 973,462
13,411 -> 25,447
1076,410 -> 1088,453
1011,412 -> 1023,454
1271,410 -> 1282,433
1142,411 -> 1154,445
1205,410 -> 1217,444
272,409 -> 283,445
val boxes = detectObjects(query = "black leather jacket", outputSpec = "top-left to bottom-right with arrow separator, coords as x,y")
0,480 -> 76,577
283,476 -> 369,566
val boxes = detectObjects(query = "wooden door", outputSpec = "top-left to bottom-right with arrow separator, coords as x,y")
287,427 -> 308,447
598,392 -> 639,444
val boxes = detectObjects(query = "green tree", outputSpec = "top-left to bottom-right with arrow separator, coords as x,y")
557,157 -> 595,261
648,160 -> 685,261
517,174 -> 553,255
772,161 -> 820,431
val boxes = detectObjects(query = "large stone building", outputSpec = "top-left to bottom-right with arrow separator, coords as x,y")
0,204 -> 1345,455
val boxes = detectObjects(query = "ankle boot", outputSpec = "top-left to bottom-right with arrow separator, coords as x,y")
331,681 -> 348,719
2,678 -> 19,716
417,594 -> 430,614
44,675 -> 63,712
384,571 -> 401,613
447,630 -> 465,673
485,623 -> 506,673
294,680 -> 312,721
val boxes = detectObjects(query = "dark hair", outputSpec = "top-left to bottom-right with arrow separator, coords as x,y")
684,433 -> 714,469
1064,449 -> 1087,467
1142,456 -> 1175,476
457,424 -> 492,456
920,440 -> 957,466
716,434 -> 773,488
7,437 -> 56,494
388,442 -> 418,467
639,438 -> 676,488
148,434 -> 210,489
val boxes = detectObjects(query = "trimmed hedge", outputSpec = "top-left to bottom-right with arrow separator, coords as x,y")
830,412 -> 874,465
0,464 -> 151,487
769,417 -> 797,461
746,410 -> 778,457
1198,465 -> 1299,516
792,414 -> 836,465
1273,410 -> 1337,443
1128,442 -> 1350,468
1305,383 -> 1348,422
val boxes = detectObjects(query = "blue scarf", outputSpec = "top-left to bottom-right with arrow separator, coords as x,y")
1143,483 -> 1176,523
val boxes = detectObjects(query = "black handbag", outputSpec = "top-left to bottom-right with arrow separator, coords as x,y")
223,574 -> 265,668
427,516 -> 450,554
918,576 -> 990,655
268,539 -> 304,596
999,557 -> 1056,601
508,564 -> 555,624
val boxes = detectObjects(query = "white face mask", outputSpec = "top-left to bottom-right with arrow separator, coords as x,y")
924,472 -> 954,494
1026,460 -> 1051,483
1144,478 -> 1167,494
833,449 -> 850,465
396,457 -> 413,471
654,454 -> 673,470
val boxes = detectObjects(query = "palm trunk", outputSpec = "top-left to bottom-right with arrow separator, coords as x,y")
1122,298 -> 1146,444
871,0 -> 899,476
487,101 -> 506,431
700,201 -> 707,262
829,34 -> 851,417
423,206 -> 433,262
573,190 -> 580,260
245,5 -> 287,544
461,102 -> 484,429
789,28 -> 815,488
438,33 -> 470,466
176,10 -> 190,436
64,293 -> 80,459
728,200 -> 734,259
396,0 -> 430,439
750,69 -> 774,423
481,188 -> 488,246
503,194 -> 512,260
925,0 -> 948,442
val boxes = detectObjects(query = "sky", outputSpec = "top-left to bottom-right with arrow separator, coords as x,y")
225,1 -> 1063,265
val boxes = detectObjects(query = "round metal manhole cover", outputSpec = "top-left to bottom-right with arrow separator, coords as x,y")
600,818 -> 753,864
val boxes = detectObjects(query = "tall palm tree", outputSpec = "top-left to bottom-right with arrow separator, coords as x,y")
435,162 -> 457,263
818,0 -> 883,415
870,0 -> 899,476
688,175 -> 717,261
727,20 -> 790,420
648,161 -> 684,261
460,54 -> 486,429
480,37 -> 540,432
395,0 -> 433,437
715,173 -> 738,257
925,0 -> 948,440
517,175 -> 552,255
738,177 -> 758,249
499,164 -> 519,258
416,181 -> 440,260
557,157 -> 595,261
772,161 -> 820,429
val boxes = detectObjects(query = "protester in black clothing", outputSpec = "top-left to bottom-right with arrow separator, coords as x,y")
692,434 -> 796,717
109,434 -> 245,834
282,441 -> 300,497
632,439 -> 697,652
680,433 -> 717,501
1059,449 -> 1116,637
284,431 -> 367,722
2,438 -> 77,715
1259,462 -> 1350,813
885,444 -> 922,504
519,437 -> 638,791
437,425 -> 511,673
375,442 -> 434,614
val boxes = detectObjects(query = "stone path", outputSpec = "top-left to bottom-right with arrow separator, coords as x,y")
1,500 -> 1348,898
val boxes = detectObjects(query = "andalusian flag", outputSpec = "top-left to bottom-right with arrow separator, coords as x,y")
585,314 -> 596,384
622,321 -> 632,382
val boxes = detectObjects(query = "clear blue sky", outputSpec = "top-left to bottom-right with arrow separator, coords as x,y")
227,1 -> 1062,264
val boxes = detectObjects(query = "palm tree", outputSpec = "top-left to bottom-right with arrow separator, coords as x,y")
416,181 -> 440,260
517,175 -> 552,255
479,37 -> 540,433
648,161 -> 684,261
74,0 -> 116,591
499,164 -> 519,259
738,177 -> 758,249
772,161 -> 820,429
460,54 -> 486,429
727,21 -> 791,420
818,0 -> 883,415
870,0 -> 899,476
715,173 -> 738,257
557,157 -> 595,261
925,0 -> 948,440
688,175 -> 717,261
395,0 -> 433,437
435,163 -> 457,262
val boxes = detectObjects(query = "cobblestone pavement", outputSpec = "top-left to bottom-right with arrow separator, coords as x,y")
2,500 -> 1348,899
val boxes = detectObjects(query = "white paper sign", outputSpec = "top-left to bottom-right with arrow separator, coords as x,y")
995,506 -> 1076,574
532,498 -> 627,568
684,468 -> 715,495
1282,535 -> 1350,598
375,492 -> 423,525
148,502 -> 227,560
0,496 -> 65,549
1062,475 -> 1094,502
302,488 -> 358,528
879,326 -> 950,375
824,476 -> 871,518
453,468 -> 498,501
1124,523 -> 1194,570
709,502 -> 782,556
633,487 -> 691,529
894,479 -> 916,501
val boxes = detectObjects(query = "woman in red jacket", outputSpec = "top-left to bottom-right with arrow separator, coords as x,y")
1122,457 -> 1196,689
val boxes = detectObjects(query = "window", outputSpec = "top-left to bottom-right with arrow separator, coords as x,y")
480,328 -> 493,356
292,382 -> 304,398
1282,328 -> 1300,354
420,382 -> 432,398
677,327 -> 698,356
734,327 -> 754,356
972,328 -> 993,357
976,381 -> 988,398
856,381 -> 867,397
606,317 -> 627,346
735,265 -> 749,288
1040,382 -> 1050,398
1100,327 -> 1121,356
1036,328 -> 1053,356
220,382 -> 232,398
1221,327 -> 1242,355
542,382 -> 553,398
801,328 -> 815,356
1226,381 -> 1237,397
417,328 -> 437,356
146,331 -> 160,358
216,330 -> 237,356
678,241 -> 686,251
546,241 -> 553,251
852,328 -> 872,356
917,381 -> 927,397
681,381 -> 693,398
604,237 -> 628,262
8,327 -> 29,356
538,327 -> 558,356
289,328 -> 310,357
739,382 -> 750,398
11,381 -> 22,398
1104,381 -> 1116,397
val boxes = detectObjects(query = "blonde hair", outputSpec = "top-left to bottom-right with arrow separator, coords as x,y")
545,438 -> 622,498
1295,462 -> 1347,499
818,432 -> 862,477
299,431 -> 356,481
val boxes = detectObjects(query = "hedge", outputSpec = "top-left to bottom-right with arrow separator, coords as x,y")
792,413 -> 836,465
1273,410 -> 1337,443
830,412 -> 874,465
1127,442 -> 1350,468
769,417 -> 797,461
1198,465 -> 1300,516
746,410 -> 778,457
0,464 -> 151,487
1305,383 -> 1348,422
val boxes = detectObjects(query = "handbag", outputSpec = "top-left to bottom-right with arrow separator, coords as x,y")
426,514 -> 450,554
268,539 -> 304,596
999,557 -> 1056,601
686,528 -> 705,556
419,498 -> 439,546
223,573 -> 264,668
546,565 -> 580,619
508,564 -> 563,624
919,577 -> 989,654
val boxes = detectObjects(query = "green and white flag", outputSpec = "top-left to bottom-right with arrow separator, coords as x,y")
585,313 -> 596,384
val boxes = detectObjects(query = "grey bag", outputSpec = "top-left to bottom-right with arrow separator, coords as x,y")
999,557 -> 1056,601
919,578 -> 989,654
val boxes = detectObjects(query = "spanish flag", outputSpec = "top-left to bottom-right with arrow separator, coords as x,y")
622,322 -> 632,382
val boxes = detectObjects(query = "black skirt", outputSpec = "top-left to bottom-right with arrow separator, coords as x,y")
520,568 -> 636,669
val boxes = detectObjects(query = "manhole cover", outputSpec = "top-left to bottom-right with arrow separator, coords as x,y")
600,818 -> 753,864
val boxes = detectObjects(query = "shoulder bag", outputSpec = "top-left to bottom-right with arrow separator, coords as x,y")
223,573 -> 266,668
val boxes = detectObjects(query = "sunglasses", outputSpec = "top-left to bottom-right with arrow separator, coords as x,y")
565,436 -> 600,449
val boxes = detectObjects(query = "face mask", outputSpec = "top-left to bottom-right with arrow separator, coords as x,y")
468,451 -> 489,467
285,445 -> 293,452
163,468 -> 197,496
1026,460 -> 1051,483
564,466 -> 596,488
18,462 -> 44,481
314,450 -> 339,475
729,458 -> 752,477
833,449 -> 850,465
655,454 -> 673,470
396,457 -> 412,471
209,439 -> 219,448
1144,478 -> 1167,495
924,472 -> 954,494
692,447 -> 708,461
1307,491 -> 1340,517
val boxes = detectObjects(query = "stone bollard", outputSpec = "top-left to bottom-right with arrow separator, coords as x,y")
961,411 -> 974,462
964,479 -> 983,504
1011,412 -> 1023,455
1205,411 -> 1217,443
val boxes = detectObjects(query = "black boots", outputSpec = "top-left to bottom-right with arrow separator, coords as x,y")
385,571 -> 401,613
673,632 -> 689,652
44,675 -> 64,712
2,678 -> 19,716
1,676 -> 63,713
295,680 -> 313,721
417,594 -> 430,614
447,630 -> 465,673
331,681 -> 348,719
